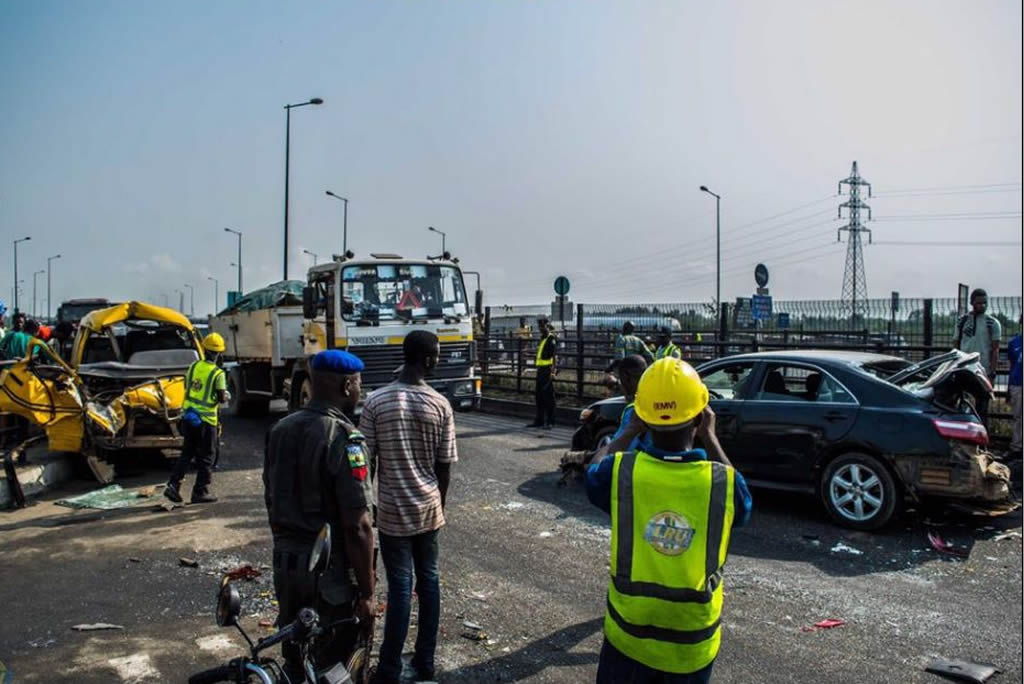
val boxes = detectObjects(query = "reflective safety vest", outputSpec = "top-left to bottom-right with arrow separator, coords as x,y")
606,451 -> 736,674
183,360 -> 225,426
655,343 -> 681,360
536,335 -> 555,367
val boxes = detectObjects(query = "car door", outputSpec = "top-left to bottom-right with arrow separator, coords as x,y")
697,360 -> 759,469
733,362 -> 859,486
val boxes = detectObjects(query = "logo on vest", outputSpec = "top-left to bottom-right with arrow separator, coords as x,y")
644,511 -> 695,556
190,379 -> 203,392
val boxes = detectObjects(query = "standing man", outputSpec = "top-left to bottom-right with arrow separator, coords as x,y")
263,350 -> 376,681
164,333 -> 228,504
654,327 -> 682,360
0,312 -> 27,360
1007,316 -> 1022,465
613,321 -> 654,364
955,288 -> 1002,422
529,316 -> 558,429
362,330 -> 456,684
585,359 -> 752,683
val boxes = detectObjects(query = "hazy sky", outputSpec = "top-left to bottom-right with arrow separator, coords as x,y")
2,1 -> 1021,315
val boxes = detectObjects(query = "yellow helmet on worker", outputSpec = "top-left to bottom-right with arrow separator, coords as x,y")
202,332 -> 226,354
633,358 -> 709,429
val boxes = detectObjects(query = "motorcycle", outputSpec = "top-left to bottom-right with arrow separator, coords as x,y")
189,524 -> 372,684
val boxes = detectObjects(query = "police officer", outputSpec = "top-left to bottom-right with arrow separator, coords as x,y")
585,358 -> 752,683
527,317 -> 558,429
612,321 -> 654,364
264,350 -> 376,680
164,333 -> 227,504
654,327 -> 682,360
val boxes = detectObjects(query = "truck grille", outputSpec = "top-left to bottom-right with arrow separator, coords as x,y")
350,342 -> 472,384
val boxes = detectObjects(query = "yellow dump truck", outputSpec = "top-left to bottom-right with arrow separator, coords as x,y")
0,301 -> 203,482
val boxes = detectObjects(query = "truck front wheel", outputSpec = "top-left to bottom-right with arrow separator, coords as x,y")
227,368 -> 270,418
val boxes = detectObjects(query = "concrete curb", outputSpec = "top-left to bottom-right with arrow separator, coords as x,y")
478,396 -> 582,427
1,448 -> 76,509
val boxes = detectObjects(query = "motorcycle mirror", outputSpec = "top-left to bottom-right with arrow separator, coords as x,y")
216,578 -> 242,627
308,523 -> 332,575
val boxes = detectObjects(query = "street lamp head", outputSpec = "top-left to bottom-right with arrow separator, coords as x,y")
310,98 -> 324,105
325,190 -> 334,197
699,185 -> 709,192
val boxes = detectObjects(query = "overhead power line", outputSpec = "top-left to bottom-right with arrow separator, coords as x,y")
874,240 -> 1022,246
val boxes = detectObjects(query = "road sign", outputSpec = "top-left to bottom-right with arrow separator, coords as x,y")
554,276 -> 571,296
777,312 -> 790,328
752,294 -> 773,321
754,263 -> 769,288
891,291 -> 900,314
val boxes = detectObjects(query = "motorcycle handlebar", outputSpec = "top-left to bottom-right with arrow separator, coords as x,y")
188,664 -> 238,684
254,622 -> 296,653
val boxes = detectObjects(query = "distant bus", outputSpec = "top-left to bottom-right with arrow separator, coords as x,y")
57,298 -> 117,325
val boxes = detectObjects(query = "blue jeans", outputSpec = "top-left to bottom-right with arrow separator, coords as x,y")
597,638 -> 714,683
377,530 -> 441,680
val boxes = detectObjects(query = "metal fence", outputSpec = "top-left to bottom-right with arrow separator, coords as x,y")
478,295 -> 1022,437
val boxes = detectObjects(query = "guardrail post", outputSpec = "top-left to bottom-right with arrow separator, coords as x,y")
923,298 -> 934,359
576,303 -> 585,400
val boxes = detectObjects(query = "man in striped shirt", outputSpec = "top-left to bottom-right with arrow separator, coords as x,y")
361,330 -> 457,684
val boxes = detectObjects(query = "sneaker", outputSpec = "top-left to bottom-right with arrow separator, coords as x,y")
190,493 -> 218,504
163,484 -> 183,504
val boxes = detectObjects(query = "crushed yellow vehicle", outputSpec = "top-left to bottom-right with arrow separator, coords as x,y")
0,301 -> 203,482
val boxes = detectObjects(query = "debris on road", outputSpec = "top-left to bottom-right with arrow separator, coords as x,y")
994,531 -> 1022,542
924,657 -> 999,683
461,630 -> 489,642
928,531 -> 969,558
71,623 -> 124,631
56,484 -> 155,510
463,621 -> 483,630
128,557 -> 142,563
178,557 -> 199,568
468,591 -> 491,602
801,619 -> 845,632
829,542 -> 863,555
224,564 -> 261,581
258,619 -> 274,628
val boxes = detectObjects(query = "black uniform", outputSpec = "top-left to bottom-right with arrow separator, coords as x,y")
535,333 -> 557,427
263,400 -> 374,676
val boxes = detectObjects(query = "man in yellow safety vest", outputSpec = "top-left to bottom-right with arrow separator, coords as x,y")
527,317 -> 558,430
585,358 -> 752,682
165,333 -> 229,504
654,327 -> 682,360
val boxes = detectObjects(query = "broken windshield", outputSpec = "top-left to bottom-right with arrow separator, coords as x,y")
341,264 -> 468,322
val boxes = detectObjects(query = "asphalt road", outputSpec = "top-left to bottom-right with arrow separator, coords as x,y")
1,407 -> 1021,683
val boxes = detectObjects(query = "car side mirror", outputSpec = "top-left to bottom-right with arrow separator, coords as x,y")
302,287 -> 317,320
216,578 -> 242,627
308,523 -> 332,576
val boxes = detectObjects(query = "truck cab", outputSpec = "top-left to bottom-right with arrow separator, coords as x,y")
300,254 -> 481,410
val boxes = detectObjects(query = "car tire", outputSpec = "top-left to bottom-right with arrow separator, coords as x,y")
594,426 -> 617,452
819,453 -> 899,531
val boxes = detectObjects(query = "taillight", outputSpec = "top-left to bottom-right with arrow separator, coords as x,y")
933,419 -> 989,446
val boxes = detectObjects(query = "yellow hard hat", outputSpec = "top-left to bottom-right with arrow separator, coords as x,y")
202,332 -> 226,353
633,358 -> 709,430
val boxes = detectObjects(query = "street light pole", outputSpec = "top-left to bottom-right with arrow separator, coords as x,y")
283,97 -> 324,280
184,283 -> 195,317
32,270 -> 45,318
47,254 -> 62,321
325,190 -> 350,254
224,228 -> 243,294
427,226 -> 446,254
207,276 -> 219,315
303,249 -> 319,266
13,236 -> 31,314
699,186 -> 722,323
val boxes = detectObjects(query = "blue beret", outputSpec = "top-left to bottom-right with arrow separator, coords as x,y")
311,350 -> 365,374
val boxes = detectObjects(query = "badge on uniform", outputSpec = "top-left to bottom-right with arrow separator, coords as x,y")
346,444 -> 368,481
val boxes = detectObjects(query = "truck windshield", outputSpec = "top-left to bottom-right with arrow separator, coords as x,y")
341,264 -> 468,321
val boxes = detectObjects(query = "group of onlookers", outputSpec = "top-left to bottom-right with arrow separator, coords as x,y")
0,309 -> 76,362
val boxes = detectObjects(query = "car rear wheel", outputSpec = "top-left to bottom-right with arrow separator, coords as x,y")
594,426 -> 617,452
820,453 -> 899,530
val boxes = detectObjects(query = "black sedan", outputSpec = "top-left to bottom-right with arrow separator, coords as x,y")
571,350 -> 1016,530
